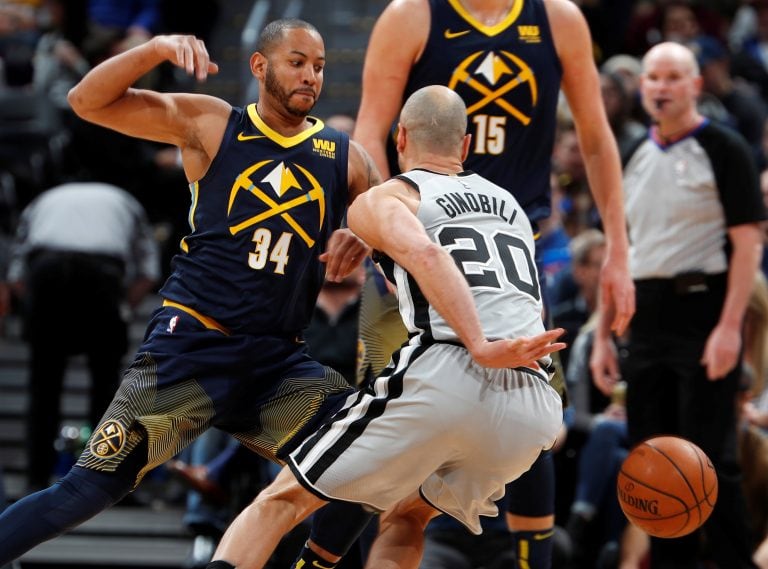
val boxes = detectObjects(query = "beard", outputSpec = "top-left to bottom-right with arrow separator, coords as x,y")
264,65 -> 316,118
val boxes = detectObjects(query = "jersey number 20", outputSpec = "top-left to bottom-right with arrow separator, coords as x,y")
437,225 -> 540,300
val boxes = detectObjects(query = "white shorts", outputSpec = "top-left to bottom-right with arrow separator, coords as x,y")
288,342 -> 563,534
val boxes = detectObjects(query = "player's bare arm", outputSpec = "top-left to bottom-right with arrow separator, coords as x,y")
320,141 -> 380,281
348,180 -> 565,369
353,0 -> 429,177
68,35 -> 228,182
546,0 -> 635,336
347,140 -> 384,202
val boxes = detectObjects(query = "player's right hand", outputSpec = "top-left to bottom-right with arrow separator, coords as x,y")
470,328 -> 566,370
154,35 -> 219,81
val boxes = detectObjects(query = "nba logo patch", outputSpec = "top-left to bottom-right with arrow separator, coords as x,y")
167,315 -> 179,333
90,420 -> 126,458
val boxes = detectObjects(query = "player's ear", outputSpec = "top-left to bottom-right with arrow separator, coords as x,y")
460,134 -> 471,162
396,124 -> 407,153
250,51 -> 267,80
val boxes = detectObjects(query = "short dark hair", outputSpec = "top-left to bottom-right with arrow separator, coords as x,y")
255,19 -> 319,56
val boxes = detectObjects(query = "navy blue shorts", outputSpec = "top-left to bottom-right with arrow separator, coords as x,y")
76,305 -> 354,486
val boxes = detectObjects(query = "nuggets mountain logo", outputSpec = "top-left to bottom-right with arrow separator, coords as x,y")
90,420 -> 126,458
449,50 -> 538,126
227,159 -> 326,248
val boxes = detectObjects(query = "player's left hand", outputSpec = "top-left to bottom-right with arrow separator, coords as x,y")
701,322 -> 741,380
470,328 -> 566,369
320,228 -> 370,282
600,256 -> 635,336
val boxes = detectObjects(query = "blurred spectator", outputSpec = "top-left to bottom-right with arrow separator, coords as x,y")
536,175 -> 571,291
563,319 -> 628,569
32,0 -> 90,110
81,0 -> 160,92
550,229 -> 606,373
733,1 -> 768,102
304,265 -> 365,385
551,122 -> 596,238
624,0 -> 728,56
601,53 -> 648,127
737,272 -> 768,568
690,34 -> 768,160
0,0 -> 42,86
84,0 -> 159,58
4,181 -> 160,490
599,70 -> 646,159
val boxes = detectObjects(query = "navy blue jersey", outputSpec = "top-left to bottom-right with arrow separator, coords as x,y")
394,0 -> 562,222
160,104 -> 350,335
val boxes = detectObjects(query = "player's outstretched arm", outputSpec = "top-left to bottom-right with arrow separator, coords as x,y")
348,180 -> 565,369
548,0 -> 635,335
68,35 -> 228,178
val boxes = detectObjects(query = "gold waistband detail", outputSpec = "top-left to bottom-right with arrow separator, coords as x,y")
162,300 -> 231,335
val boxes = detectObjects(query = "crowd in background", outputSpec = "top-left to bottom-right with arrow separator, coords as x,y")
3,1 -> 768,569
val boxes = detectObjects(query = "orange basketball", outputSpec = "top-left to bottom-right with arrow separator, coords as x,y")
617,435 -> 718,538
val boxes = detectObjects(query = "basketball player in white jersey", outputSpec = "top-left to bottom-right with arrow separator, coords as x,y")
204,85 -> 565,569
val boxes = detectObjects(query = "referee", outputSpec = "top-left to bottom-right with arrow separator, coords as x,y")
5,181 -> 160,491
591,42 -> 766,569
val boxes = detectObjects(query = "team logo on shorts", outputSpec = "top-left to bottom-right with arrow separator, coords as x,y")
90,420 -> 126,458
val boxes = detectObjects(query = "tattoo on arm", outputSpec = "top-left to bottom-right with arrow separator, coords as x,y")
364,151 -> 383,188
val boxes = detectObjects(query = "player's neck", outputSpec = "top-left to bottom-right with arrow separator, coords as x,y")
460,0 -> 515,26
409,158 -> 464,175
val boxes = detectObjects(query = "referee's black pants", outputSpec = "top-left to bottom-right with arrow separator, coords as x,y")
623,274 -> 756,569
23,250 -> 127,490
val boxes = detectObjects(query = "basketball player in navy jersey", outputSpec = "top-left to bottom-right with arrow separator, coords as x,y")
331,1 -> 635,569
205,83 -> 567,569
0,19 -> 382,565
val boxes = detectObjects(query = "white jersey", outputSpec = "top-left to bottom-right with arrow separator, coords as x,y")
287,169 -> 561,533
383,169 -> 545,345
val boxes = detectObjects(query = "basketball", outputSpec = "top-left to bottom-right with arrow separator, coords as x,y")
617,436 -> 718,538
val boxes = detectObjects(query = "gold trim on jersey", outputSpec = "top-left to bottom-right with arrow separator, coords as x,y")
447,0 -> 524,36
180,181 -> 200,253
162,299 -> 231,335
246,104 -> 325,148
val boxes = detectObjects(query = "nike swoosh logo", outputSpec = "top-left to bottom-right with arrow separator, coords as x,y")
237,132 -> 267,141
444,29 -> 470,39
312,561 -> 335,569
